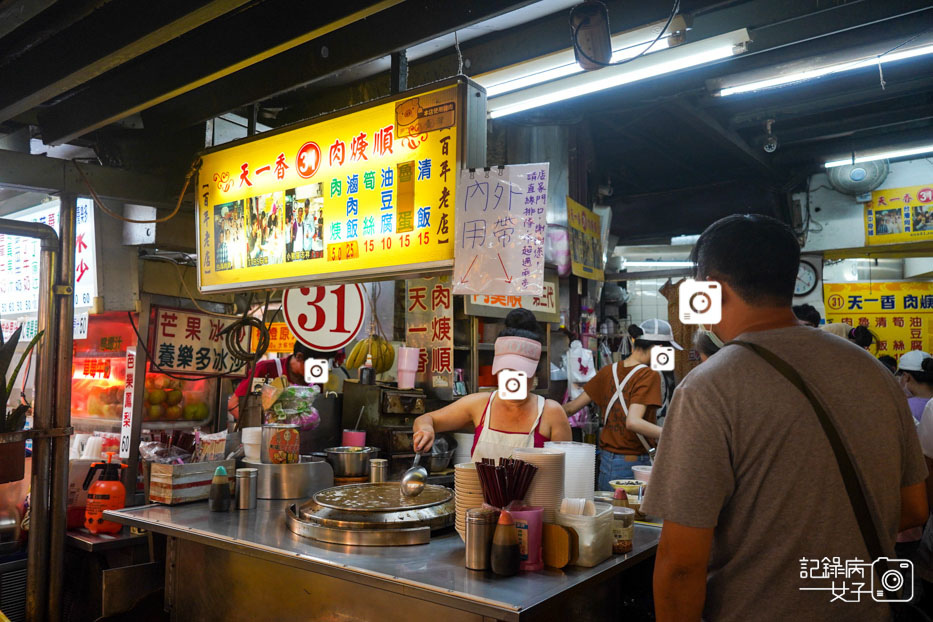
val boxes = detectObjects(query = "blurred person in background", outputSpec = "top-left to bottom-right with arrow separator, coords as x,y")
792,303 -> 821,327
898,350 -> 933,425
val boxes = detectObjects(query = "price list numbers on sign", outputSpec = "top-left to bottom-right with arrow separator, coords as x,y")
453,163 -> 549,296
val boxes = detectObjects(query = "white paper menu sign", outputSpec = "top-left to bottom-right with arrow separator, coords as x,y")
119,347 -> 137,459
452,163 -> 549,295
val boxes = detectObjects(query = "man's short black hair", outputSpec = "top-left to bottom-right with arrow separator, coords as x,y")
293,341 -> 332,360
792,304 -> 821,327
691,214 -> 800,306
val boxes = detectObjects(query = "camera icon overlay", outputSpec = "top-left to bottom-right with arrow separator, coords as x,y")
650,346 -> 675,372
871,558 -> 913,602
679,279 -> 722,325
498,370 -> 528,401
304,358 -> 329,385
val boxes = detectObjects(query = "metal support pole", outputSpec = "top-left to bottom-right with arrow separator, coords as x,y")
0,218 -> 59,622
48,194 -> 76,620
390,50 -> 408,94
247,103 -> 258,137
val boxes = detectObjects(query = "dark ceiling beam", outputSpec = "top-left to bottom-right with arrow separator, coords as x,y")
0,0 -> 110,66
0,149 -> 175,204
728,72 -> 933,129
771,102 -> 933,147
0,0 -> 252,124
36,0 -> 405,145
669,97 -> 780,181
0,0 -> 57,40
773,126 -> 933,168
144,0 -> 682,130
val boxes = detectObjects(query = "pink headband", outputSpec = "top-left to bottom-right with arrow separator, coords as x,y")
491,336 -> 541,377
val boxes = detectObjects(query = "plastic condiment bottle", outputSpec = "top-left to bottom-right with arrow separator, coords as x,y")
490,510 -> 520,576
612,487 -> 629,508
209,465 -> 231,512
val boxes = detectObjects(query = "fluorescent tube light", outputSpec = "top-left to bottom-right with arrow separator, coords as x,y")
623,261 -> 694,268
477,18 -> 685,97
824,143 -> 933,168
487,30 -> 749,119
719,43 -> 933,96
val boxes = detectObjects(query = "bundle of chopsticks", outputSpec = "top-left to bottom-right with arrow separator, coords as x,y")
476,458 -> 538,509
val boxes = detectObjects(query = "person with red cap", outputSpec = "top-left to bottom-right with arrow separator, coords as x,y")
412,309 -> 571,461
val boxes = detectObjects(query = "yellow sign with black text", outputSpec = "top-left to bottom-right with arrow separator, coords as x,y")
197,85 -> 461,292
567,197 -> 604,280
824,282 -> 933,359
864,184 -> 933,246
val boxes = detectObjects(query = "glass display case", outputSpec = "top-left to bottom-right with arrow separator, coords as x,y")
71,313 -> 217,431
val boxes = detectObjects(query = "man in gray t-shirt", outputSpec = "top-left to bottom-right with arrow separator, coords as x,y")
642,215 -> 928,622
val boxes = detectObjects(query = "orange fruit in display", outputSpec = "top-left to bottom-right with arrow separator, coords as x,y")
165,405 -> 183,420
148,389 -> 166,404
148,404 -> 165,420
166,390 -> 183,406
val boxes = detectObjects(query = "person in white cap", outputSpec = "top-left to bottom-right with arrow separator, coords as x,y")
412,309 -> 571,461
896,350 -> 933,424
564,318 -> 681,489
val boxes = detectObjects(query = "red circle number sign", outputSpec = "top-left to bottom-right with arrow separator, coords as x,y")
283,284 -> 366,352
295,141 -> 321,179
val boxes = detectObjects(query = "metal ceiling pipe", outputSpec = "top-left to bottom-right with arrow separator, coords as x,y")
48,195 -> 76,620
0,217 -> 59,622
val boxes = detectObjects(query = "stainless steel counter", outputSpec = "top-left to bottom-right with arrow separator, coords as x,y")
106,500 -> 659,621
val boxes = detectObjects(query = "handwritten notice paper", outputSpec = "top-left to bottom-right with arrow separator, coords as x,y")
453,163 -> 548,295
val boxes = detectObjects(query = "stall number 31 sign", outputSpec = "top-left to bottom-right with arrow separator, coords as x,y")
283,284 -> 366,352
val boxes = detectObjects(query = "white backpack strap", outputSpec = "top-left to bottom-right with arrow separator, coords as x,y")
604,363 -> 647,424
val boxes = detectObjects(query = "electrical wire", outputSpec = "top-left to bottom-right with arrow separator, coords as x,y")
73,157 -> 201,224
139,254 -> 241,319
570,0 -> 680,69
126,310 -> 246,382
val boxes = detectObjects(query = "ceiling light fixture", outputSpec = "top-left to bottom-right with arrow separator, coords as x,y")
718,42 -> 933,97
475,16 -> 687,98
623,260 -> 694,268
486,29 -> 749,119
824,143 -> 933,168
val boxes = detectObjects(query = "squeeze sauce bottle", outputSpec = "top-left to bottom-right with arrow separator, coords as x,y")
209,465 -> 231,512
490,510 -> 520,576
82,452 -> 128,534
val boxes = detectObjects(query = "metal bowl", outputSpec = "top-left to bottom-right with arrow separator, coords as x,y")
323,446 -> 377,477
427,450 -> 454,473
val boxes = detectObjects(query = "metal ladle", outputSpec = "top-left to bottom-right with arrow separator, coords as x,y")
400,453 -> 428,497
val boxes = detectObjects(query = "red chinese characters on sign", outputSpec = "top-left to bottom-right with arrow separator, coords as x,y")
431,347 -> 451,373
185,316 -> 202,340
374,125 -> 394,157
350,132 -> 368,162
329,140 -> 346,167
408,286 -> 427,311
239,163 -> 252,187
431,284 -> 450,311
160,312 -> 178,338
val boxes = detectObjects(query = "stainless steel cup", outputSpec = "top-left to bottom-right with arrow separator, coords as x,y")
236,468 -> 258,510
465,508 -> 499,570
369,458 -> 388,483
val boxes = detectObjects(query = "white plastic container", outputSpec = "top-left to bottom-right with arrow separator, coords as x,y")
632,465 -> 652,484
242,427 -> 262,463
556,501 -> 613,567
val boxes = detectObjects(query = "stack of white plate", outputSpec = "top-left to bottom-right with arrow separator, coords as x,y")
452,433 -> 473,465
545,441 -> 596,501
514,448 -> 565,523
454,462 -> 485,541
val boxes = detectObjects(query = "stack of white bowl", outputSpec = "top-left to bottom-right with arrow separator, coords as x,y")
452,433 -> 473,465
514,448 -> 565,523
544,441 -> 596,501
454,462 -> 484,541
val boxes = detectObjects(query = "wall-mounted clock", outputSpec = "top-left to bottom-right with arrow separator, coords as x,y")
794,260 -> 819,297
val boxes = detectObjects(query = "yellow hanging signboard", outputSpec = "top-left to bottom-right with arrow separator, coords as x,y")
824,282 -> 933,359
567,197 -> 604,280
196,83 -> 466,292
864,184 -> 933,246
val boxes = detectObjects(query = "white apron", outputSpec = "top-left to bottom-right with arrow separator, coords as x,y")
606,362 -> 656,462
471,393 -> 545,463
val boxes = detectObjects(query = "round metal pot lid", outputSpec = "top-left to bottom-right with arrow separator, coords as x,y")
312,482 -> 452,512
